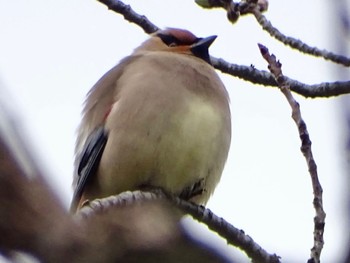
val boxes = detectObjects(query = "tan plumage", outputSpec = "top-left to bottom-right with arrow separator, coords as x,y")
71,28 -> 231,212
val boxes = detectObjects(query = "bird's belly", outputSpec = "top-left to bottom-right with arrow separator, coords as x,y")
99,95 -> 227,203
154,98 -> 224,193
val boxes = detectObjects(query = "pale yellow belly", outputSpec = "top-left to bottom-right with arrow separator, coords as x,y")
98,95 -> 229,204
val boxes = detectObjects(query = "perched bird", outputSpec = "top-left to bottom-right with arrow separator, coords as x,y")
70,28 -> 231,212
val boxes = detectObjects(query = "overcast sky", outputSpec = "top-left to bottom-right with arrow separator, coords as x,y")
0,0 -> 349,262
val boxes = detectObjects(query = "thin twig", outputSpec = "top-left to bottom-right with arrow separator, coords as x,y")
78,190 -> 281,263
196,0 -> 350,67
258,43 -> 326,263
252,8 -> 350,67
97,0 -> 159,33
170,197 -> 281,263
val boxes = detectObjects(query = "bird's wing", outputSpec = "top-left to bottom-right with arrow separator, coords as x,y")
71,56 -> 141,213
70,126 -> 108,212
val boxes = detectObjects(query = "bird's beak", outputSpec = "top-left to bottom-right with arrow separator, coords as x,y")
190,35 -> 217,65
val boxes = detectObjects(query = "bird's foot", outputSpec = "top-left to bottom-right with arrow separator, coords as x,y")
179,178 -> 206,201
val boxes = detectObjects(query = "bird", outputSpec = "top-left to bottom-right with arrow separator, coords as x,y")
70,28 -> 231,213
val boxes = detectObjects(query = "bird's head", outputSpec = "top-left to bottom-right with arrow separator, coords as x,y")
134,28 -> 217,65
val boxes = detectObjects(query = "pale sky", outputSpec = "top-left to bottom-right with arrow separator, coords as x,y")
0,0 -> 348,262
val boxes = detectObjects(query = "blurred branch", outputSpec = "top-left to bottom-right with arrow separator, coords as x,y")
333,1 -> 350,262
196,0 -> 350,67
79,190 -> 281,263
258,43 -> 326,263
0,94 -> 44,179
97,0 -> 350,98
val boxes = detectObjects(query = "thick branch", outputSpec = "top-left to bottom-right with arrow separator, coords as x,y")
258,43 -> 326,263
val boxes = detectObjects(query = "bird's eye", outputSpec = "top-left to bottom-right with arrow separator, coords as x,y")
157,33 -> 179,47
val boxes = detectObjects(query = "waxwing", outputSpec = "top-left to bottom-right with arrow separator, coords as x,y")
70,28 -> 231,212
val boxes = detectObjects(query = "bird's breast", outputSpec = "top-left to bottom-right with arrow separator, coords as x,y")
97,52 -> 231,203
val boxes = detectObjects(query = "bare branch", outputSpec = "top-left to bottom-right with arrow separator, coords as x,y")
97,0 -> 159,33
211,57 -> 350,98
171,196 -> 281,263
253,9 -> 350,67
79,190 -> 281,263
258,43 -> 326,263
77,190 -> 162,219
196,0 -> 350,67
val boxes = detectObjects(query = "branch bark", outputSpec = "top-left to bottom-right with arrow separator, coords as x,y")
258,43 -> 326,263
79,190 -> 281,263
